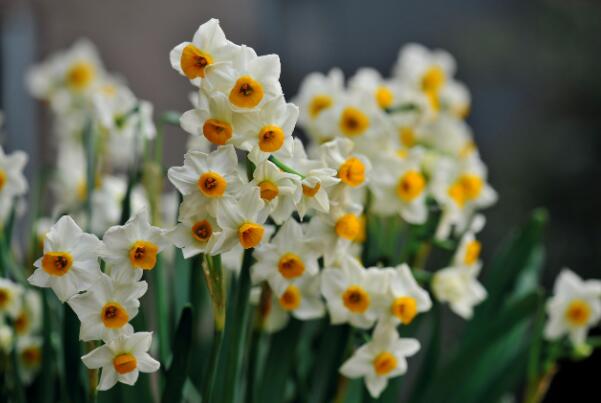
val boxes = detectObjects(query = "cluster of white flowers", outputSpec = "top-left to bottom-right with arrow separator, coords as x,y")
28,212 -> 161,390
26,40 -> 157,234
167,19 -> 498,397
0,144 -> 28,227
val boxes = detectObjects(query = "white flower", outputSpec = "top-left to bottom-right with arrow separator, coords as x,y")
0,278 -> 23,319
234,96 -> 299,163
252,218 -> 319,293
452,229 -> 483,271
16,335 -> 43,385
544,269 -> 601,345
14,289 -> 42,337
89,175 -> 128,235
81,332 -> 160,391
340,322 -> 420,398
319,138 -> 371,189
204,45 -> 282,111
180,92 -> 238,146
432,266 -> 486,319
68,273 -> 148,342
380,264 -> 432,325
250,160 -> 300,224
168,145 -> 244,217
439,80 -> 471,119
100,210 -> 167,283
209,186 -> 269,255
321,259 -> 387,329
170,18 -> 239,86
348,67 -> 401,111
166,207 -> 220,258
29,216 -> 103,302
0,146 -> 28,218
0,324 -> 13,353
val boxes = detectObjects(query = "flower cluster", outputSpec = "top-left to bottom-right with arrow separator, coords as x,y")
28,212 -> 161,390
167,19 -> 497,397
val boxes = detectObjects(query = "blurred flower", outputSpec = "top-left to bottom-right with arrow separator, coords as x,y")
432,265 -> 486,319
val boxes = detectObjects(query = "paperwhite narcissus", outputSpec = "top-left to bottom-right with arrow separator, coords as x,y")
204,45 -> 282,112
234,96 -> 299,163
250,160 -> 301,225
0,146 -> 28,221
170,18 -> 239,86
251,218 -> 320,294
544,269 -> 601,345
0,324 -> 13,353
452,230 -> 483,271
340,322 -> 420,398
68,273 -> 148,342
29,216 -> 103,302
100,210 -> 167,283
180,92 -> 237,146
13,289 -> 42,336
431,266 -> 486,319
168,145 -> 244,217
380,264 -> 432,325
319,138 -> 371,189
166,208 -> 220,259
348,67 -> 400,111
81,332 -> 160,391
0,278 -> 23,319
16,335 -> 43,385
209,186 -> 269,255
307,207 -> 363,266
321,259 -> 387,329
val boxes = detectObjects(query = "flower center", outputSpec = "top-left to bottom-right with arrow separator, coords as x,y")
375,86 -> 394,109
258,125 -> 285,152
128,240 -> 159,270
15,312 -> 28,334
342,285 -> 370,313
421,66 -> 445,94
41,252 -> 74,276
21,346 -> 42,368
309,95 -> 333,118
278,252 -> 305,279
448,174 -> 483,207
66,61 -> 95,90
339,107 -> 369,136
181,44 -> 213,79
101,302 -> 129,329
203,119 -> 232,145
113,353 -> 137,374
0,289 -> 9,308
197,171 -> 227,198
391,296 -> 418,324
335,214 -> 361,241
338,157 -> 366,187
565,299 -> 591,327
464,240 -> 481,265
259,181 -> 279,201
279,285 -> 302,311
302,182 -> 321,197
373,352 -> 397,376
399,127 -> 416,148
0,169 -> 6,192
191,220 -> 213,243
396,170 -> 426,202
238,222 -> 265,249
229,75 -> 264,108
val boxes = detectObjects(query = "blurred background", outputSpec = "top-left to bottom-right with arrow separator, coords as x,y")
1,0 -> 599,401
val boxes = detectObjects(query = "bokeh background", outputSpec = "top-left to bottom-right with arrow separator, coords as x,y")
1,0 -> 600,401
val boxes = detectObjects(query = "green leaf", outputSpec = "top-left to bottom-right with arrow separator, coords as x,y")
38,290 -> 56,403
151,256 -> 171,370
408,305 -> 441,402
161,305 -> 193,403
63,305 -> 86,403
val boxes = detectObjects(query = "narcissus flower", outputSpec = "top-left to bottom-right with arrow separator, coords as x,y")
250,160 -> 301,224
81,332 -> 160,391
13,289 -> 42,336
209,186 -> 269,255
205,45 -> 282,111
308,207 -> 364,266
320,138 -> 371,189
544,269 -> 601,345
180,92 -> 237,146
16,335 -> 43,384
0,278 -> 23,319
168,145 -> 244,217
340,322 -> 420,398
170,18 -> 239,86
380,264 -> 432,325
166,207 -> 220,258
68,273 -> 148,342
0,146 -> 28,219
321,259 -> 387,329
252,218 -> 319,293
100,210 -> 167,283
29,216 -> 103,302
431,266 -> 486,319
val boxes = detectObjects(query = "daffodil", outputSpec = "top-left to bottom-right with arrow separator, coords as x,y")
13,289 -> 42,337
81,332 -> 160,391
180,92 -> 238,146
16,335 -> 43,384
544,269 -> 601,345
0,324 -> 13,353
319,138 -> 371,189
348,68 -> 400,111
170,18 -> 239,86
321,259 -> 387,329
431,266 -> 486,319
168,145 -> 244,217
100,210 -> 167,283
339,322 -> 420,398
68,273 -> 148,342
0,146 -> 28,223
380,264 -> 432,325
0,278 -> 23,319
166,207 -> 220,258
29,216 -> 103,302
250,160 -> 301,224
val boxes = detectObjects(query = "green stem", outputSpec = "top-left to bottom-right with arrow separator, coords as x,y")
268,155 -> 305,179
152,256 -> 170,369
